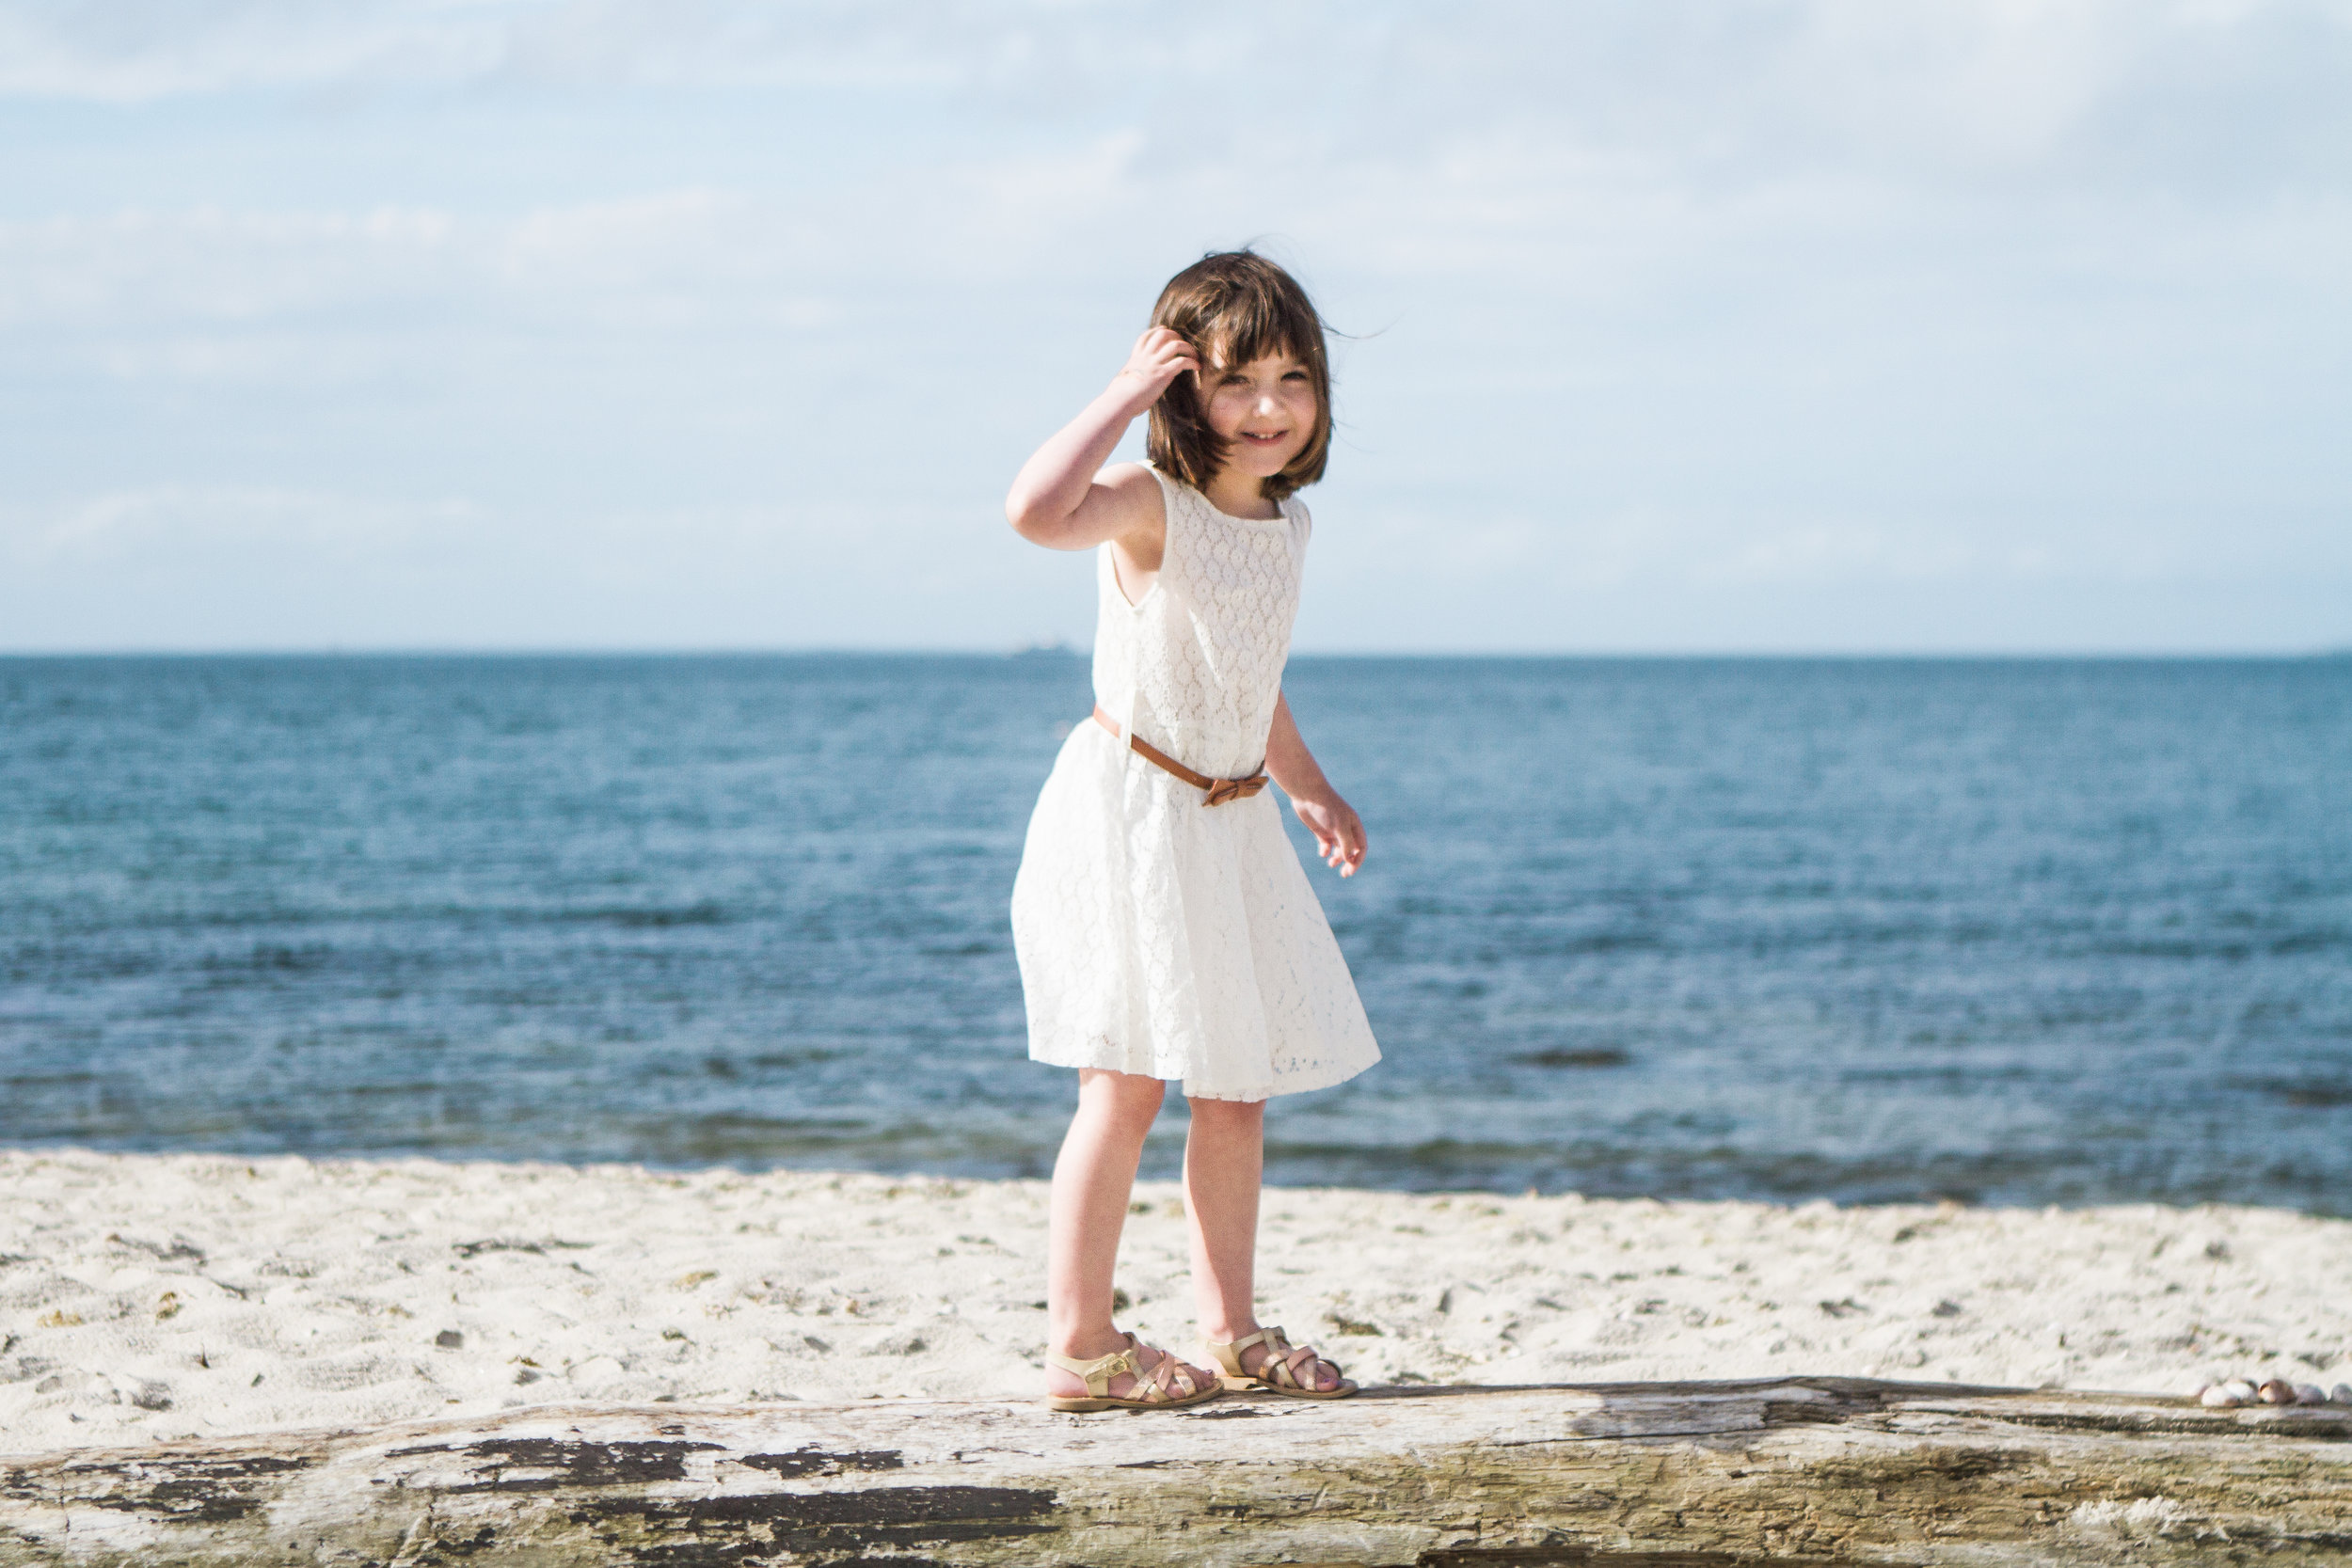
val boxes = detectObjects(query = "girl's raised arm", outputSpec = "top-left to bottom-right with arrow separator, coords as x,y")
1005,327 -> 1197,551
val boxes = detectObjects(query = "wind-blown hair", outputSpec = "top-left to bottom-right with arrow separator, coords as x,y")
1145,251 -> 1332,501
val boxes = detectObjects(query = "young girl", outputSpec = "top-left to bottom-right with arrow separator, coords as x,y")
1005,252 -> 1381,1411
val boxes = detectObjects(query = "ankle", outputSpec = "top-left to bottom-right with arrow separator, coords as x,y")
1050,1323 -> 1128,1359
1200,1319 -> 1258,1345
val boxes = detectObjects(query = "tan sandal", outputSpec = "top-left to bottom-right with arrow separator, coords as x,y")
1202,1324 -> 1357,1400
1045,1332 -> 1221,1413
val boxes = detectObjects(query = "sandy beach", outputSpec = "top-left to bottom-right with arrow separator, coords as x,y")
3,1148 -> 2347,1453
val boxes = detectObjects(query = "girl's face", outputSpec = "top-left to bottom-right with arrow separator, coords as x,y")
1199,349 -> 1318,482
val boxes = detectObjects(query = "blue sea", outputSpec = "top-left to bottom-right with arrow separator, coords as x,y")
3,655 -> 2347,1211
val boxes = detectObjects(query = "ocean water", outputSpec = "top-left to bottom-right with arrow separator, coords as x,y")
3,654 -> 2348,1211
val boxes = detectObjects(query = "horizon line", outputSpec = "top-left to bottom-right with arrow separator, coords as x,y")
4,646 -> 2347,662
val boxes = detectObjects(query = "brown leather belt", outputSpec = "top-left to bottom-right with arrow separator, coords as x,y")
1092,705 -> 1270,807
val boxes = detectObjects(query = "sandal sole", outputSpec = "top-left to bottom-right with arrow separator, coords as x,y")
1045,1386 -> 1223,1413
1217,1374 -> 1359,1399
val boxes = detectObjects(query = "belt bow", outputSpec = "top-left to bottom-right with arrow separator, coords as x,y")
1091,706 -> 1270,808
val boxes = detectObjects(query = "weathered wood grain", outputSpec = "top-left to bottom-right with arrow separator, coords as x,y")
5,1378 -> 2349,1565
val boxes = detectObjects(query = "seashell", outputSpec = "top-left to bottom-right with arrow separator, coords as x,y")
2331,1384 -> 2352,1405
2200,1384 -> 2239,1407
2258,1378 -> 2296,1404
2222,1379 -> 2258,1401
2296,1384 -> 2328,1405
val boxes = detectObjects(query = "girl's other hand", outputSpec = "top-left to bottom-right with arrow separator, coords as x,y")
1291,792 -> 1366,878
1112,326 -> 1200,414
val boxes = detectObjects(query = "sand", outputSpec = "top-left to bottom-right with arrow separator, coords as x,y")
3,1148 -> 2347,1453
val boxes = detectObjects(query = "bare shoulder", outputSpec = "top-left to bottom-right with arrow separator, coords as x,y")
1091,463 -> 1168,546
1095,463 -> 1166,516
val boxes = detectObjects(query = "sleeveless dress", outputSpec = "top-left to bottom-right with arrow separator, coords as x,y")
1009,465 -> 1382,1102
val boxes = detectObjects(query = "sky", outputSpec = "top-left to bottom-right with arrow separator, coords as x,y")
1,0 -> 2347,654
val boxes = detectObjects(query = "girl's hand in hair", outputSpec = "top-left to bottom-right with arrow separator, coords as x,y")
1112,326 -> 1200,415
1004,328 -> 1184,551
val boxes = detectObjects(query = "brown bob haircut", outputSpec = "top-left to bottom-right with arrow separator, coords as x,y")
1145,251 -> 1333,502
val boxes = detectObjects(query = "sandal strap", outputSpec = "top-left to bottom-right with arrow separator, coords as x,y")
1214,1325 -> 1289,1363
1203,1325 -> 1276,1378
1045,1340 -> 1136,1398
1048,1334 -> 1195,1402
1252,1326 -> 1301,1386
1270,1344 -> 1327,1391
1256,1329 -> 1340,1392
1140,1354 -> 1196,1402
1208,1324 -> 1327,1388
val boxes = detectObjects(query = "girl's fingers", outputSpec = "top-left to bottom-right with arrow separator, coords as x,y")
1124,328 -> 1197,388
1298,803 -> 1364,876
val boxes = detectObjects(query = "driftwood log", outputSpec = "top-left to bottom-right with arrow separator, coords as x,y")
5,1378 -> 2351,1566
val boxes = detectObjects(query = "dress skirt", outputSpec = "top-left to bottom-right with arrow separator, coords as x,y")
1010,721 -> 1382,1102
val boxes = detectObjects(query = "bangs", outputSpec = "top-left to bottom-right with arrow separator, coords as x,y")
1193,286 -> 1316,374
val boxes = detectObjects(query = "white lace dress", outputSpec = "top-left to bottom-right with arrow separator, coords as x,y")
1010,465 -> 1381,1101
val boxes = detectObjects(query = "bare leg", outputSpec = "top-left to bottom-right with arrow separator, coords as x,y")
1184,1094 -> 1341,1392
1183,1095 -> 1263,1342
1043,1069 -> 1213,1401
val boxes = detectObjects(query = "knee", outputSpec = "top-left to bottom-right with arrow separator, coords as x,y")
1080,1071 -> 1166,1138
1185,1096 -> 1265,1133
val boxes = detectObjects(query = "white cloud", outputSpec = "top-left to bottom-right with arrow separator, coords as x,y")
0,483 -> 1074,649
0,0 -> 983,100
0,206 -> 456,325
9,483 -> 485,561
0,194 -> 851,343
0,0 -> 2345,650
3,1 -> 2344,190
